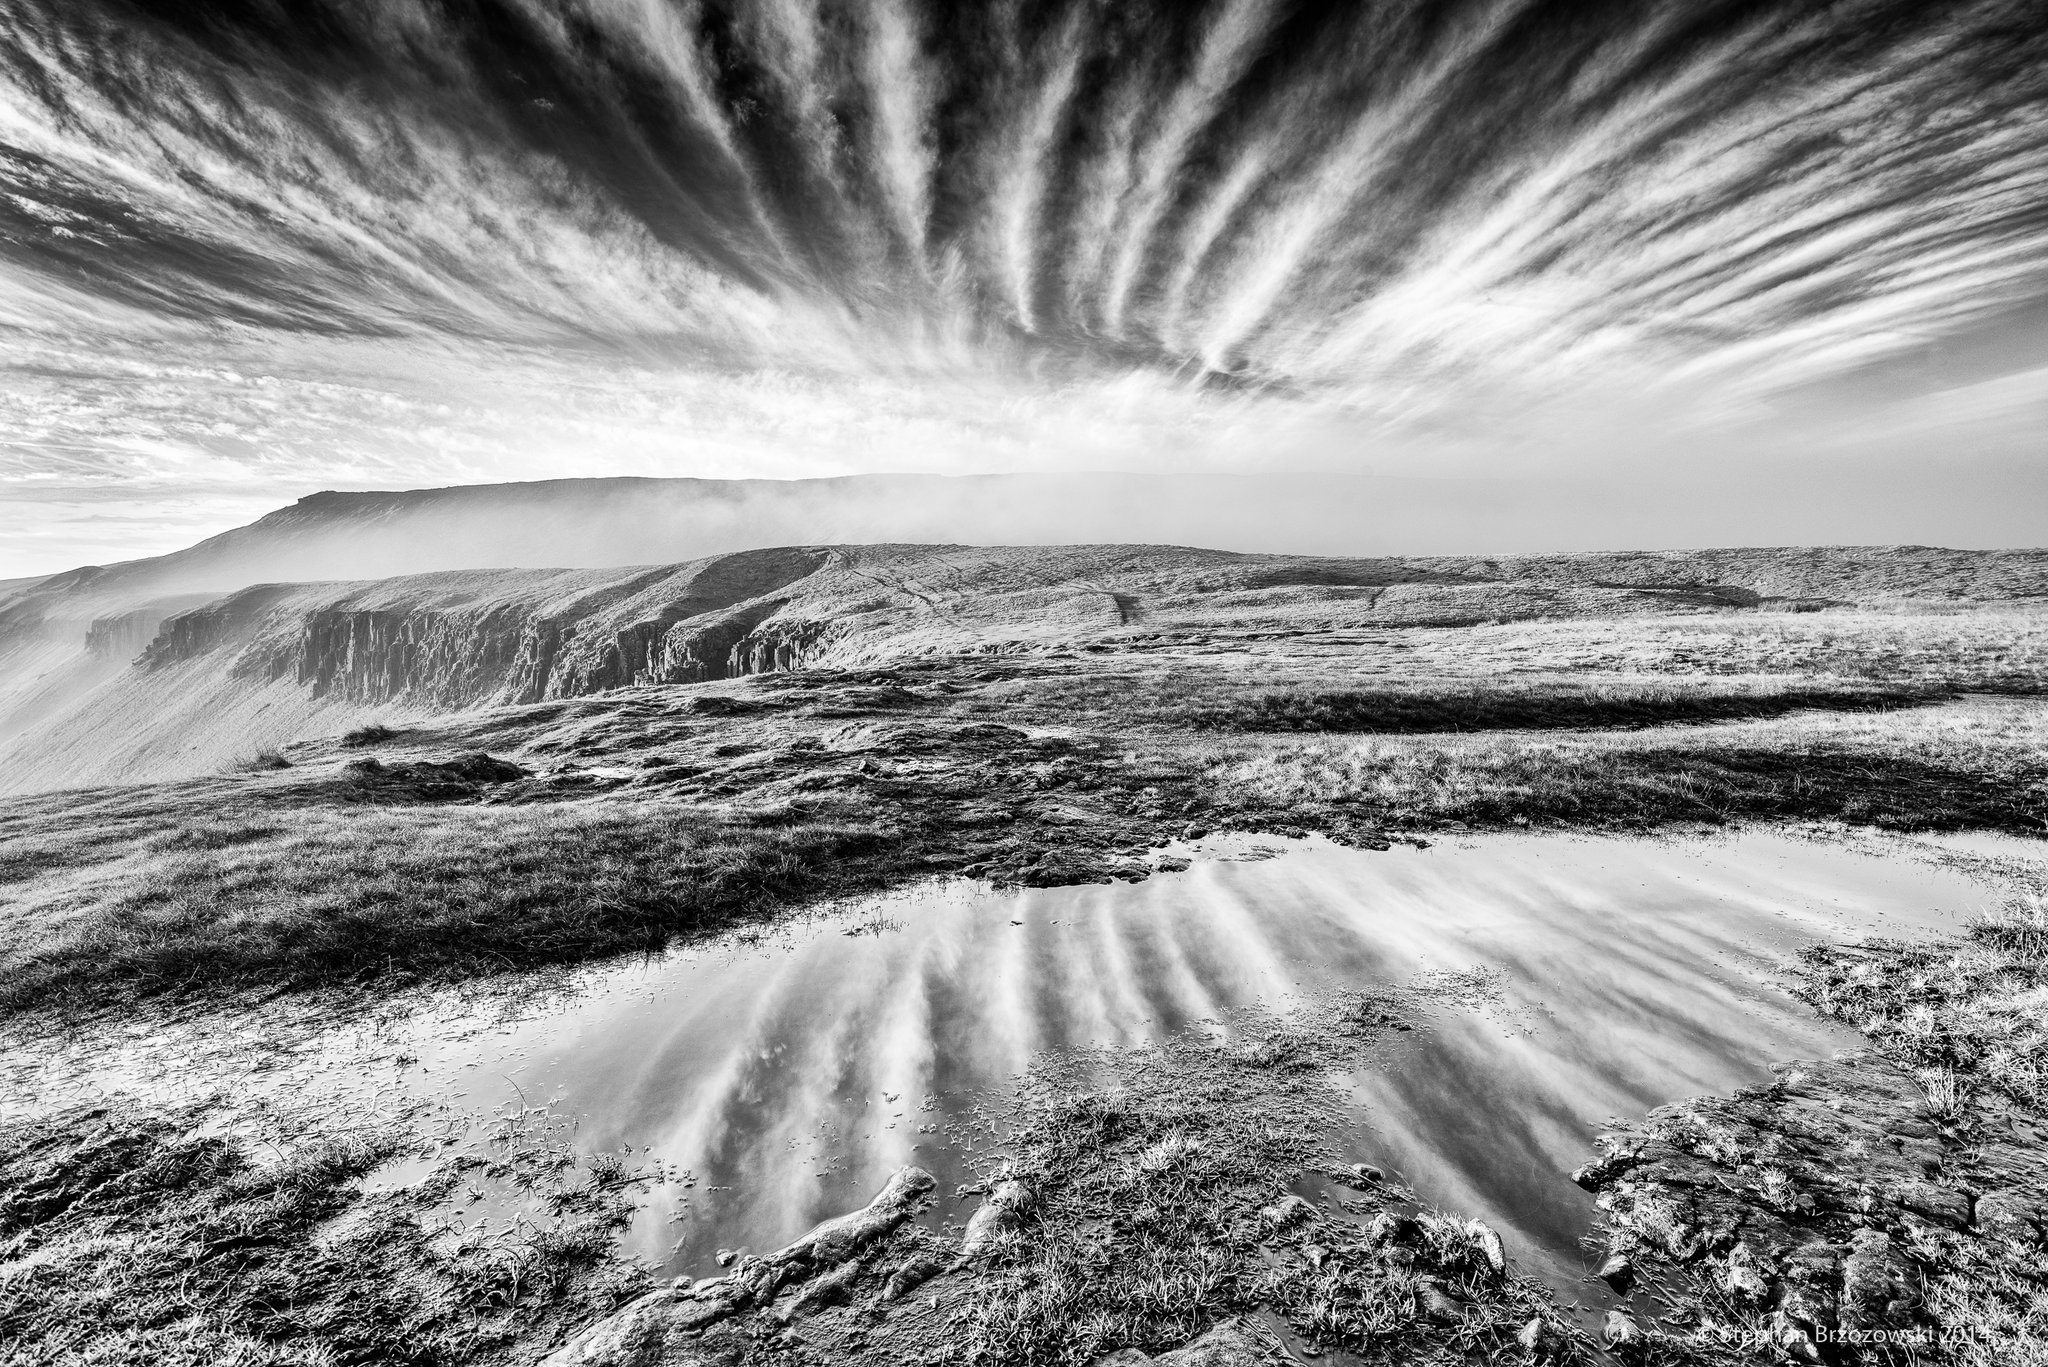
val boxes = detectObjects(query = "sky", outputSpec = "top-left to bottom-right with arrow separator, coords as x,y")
2,0 -> 2047,576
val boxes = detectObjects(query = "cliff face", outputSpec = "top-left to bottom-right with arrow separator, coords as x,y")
140,548 -> 839,709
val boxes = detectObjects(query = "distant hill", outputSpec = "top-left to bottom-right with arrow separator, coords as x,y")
2,523 -> 2045,794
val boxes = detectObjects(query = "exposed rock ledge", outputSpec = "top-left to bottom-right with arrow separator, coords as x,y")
542,1167 -> 938,1367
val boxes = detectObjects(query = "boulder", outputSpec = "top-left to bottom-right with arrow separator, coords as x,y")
774,1165 -> 935,1265
539,1290 -> 691,1367
1156,1318 -> 1292,1364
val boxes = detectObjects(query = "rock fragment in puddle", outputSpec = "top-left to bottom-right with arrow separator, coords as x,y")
1594,1252 -> 1633,1290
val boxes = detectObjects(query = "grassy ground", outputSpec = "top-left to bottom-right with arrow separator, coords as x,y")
0,1096 -> 647,1367
3,644 -> 2045,1022
3,601 -> 2046,1364
0,797 -> 904,1012
949,998 -> 1584,1367
1197,696 -> 2048,833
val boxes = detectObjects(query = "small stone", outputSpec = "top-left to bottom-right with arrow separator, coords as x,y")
1770,1312 -> 1822,1364
1596,1253 -> 1634,1291
1347,1163 -> 1385,1185
1466,1219 -> 1506,1275
957,1178 -> 1036,1262
1602,1309 -> 1642,1350
714,1248 -> 738,1267
882,1255 -> 944,1301
1721,1261 -> 1769,1302
1365,1212 -> 1416,1246
1416,1280 -> 1467,1324
1514,1317 -> 1552,1358
1260,1194 -> 1313,1229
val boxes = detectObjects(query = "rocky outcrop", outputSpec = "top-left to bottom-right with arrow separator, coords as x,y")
134,549 -> 836,710
1578,1052 -> 2047,1361
85,610 -> 171,660
139,585 -> 298,670
542,1166 -> 935,1367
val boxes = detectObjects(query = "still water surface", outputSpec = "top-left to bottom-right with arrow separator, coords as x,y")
389,830 -> 2007,1292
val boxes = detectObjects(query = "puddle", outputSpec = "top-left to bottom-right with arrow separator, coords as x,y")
369,827 -> 2023,1294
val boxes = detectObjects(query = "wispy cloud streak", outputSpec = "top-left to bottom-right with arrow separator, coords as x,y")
1,0 -> 2045,563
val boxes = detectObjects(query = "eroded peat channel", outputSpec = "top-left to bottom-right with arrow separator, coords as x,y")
11,828 -> 2040,1367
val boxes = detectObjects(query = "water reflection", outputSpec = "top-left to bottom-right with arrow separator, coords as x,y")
398,830 -> 2000,1287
